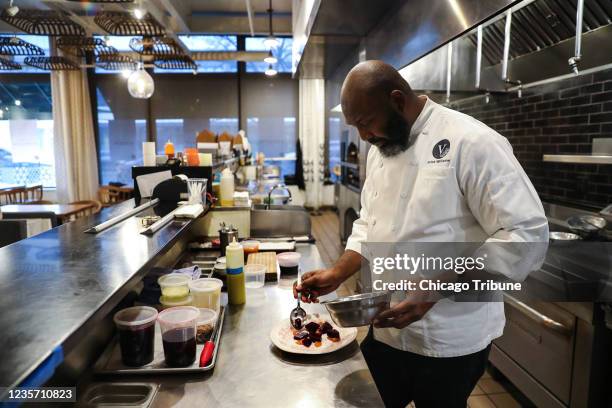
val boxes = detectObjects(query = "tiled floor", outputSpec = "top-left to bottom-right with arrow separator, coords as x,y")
310,210 -> 528,408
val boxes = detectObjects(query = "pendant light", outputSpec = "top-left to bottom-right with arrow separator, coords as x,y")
264,50 -> 277,64
264,64 -> 277,77
127,62 -> 154,99
263,0 -> 279,49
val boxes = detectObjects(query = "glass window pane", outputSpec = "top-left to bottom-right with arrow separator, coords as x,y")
151,75 -> 239,153
0,76 -> 55,187
160,35 -> 238,73
96,75 -> 148,186
0,35 -> 50,73
245,37 -> 292,73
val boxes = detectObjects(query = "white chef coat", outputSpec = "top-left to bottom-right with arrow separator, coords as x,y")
345,96 -> 549,357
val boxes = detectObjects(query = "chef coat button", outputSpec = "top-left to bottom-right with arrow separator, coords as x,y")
372,218 -> 377,226
374,191 -> 378,198
400,191 -> 408,199
379,161 -> 384,168
391,226 -> 397,232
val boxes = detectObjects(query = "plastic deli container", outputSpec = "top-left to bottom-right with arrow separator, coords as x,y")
159,294 -> 193,309
241,240 -> 260,262
196,308 -> 218,344
113,306 -> 158,367
158,273 -> 191,299
188,278 -> 223,311
157,306 -> 200,367
277,252 -> 301,276
244,264 -> 266,289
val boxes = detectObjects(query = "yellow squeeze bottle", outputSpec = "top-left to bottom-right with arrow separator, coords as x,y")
226,238 -> 246,305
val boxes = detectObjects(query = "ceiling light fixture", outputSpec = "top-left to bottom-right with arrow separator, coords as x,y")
6,0 -> 19,17
264,50 -> 277,64
133,0 -> 144,20
120,69 -> 132,79
264,64 -> 277,77
263,0 -> 279,49
127,62 -> 154,99
14,99 -> 21,106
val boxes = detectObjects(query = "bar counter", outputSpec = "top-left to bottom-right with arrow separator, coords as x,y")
0,199 -> 197,392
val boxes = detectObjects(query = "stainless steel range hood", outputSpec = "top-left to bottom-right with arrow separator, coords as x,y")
295,0 -> 519,79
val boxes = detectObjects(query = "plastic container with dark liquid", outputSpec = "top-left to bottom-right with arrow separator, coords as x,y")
113,306 -> 158,367
277,252 -> 301,276
157,306 -> 199,367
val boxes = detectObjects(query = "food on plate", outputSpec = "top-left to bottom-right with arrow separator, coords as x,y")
291,317 -> 341,348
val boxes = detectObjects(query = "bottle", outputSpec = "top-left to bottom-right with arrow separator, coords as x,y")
219,167 -> 234,207
164,140 -> 175,159
225,238 -> 246,305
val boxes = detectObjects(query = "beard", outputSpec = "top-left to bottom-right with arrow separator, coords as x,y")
371,108 -> 412,157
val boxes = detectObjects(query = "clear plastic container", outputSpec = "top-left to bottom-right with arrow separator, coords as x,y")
241,240 -> 260,262
195,308 -> 218,344
159,294 -> 193,309
157,306 -> 200,367
277,252 -> 301,276
158,273 -> 191,299
188,278 -> 223,311
113,306 -> 158,367
244,264 -> 266,289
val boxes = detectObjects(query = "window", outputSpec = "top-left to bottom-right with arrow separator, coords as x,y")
177,35 -> 238,73
241,76 -> 297,179
0,34 -> 54,187
96,75 -> 148,185
245,37 -> 293,73
151,75 -> 239,154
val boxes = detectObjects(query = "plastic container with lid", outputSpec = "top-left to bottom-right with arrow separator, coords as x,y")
277,252 -> 301,276
157,306 -> 200,367
158,273 -> 191,299
195,308 -> 218,344
113,306 -> 158,367
189,278 -> 223,311
219,168 -> 235,207
159,294 -> 193,309
244,264 -> 266,289
241,240 -> 260,262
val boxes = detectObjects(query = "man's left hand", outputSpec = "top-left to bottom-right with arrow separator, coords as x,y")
373,300 -> 436,329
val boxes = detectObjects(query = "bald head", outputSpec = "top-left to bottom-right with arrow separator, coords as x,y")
340,60 -> 423,157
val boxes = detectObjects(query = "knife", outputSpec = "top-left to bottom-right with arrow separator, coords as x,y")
199,312 -> 221,367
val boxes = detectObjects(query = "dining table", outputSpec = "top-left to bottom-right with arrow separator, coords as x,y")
0,203 -> 95,224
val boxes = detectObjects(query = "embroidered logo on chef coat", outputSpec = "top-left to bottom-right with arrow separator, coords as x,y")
432,139 -> 450,159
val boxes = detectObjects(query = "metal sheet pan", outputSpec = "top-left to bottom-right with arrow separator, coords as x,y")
94,306 -> 225,374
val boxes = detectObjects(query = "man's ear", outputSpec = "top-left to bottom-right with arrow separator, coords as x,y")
389,90 -> 405,113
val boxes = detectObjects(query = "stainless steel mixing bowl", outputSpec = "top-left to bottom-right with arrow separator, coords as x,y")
322,292 -> 392,327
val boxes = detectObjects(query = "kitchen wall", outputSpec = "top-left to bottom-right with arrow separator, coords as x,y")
450,68 -> 612,210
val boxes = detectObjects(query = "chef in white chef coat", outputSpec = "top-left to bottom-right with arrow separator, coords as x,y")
295,60 -> 549,408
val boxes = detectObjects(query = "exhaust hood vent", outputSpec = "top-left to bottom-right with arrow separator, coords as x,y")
469,0 -> 612,66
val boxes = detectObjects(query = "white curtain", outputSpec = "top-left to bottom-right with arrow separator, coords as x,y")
298,78 -> 325,209
50,41 -> 99,203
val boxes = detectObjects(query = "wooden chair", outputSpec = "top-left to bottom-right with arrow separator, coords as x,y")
65,200 -> 102,222
0,186 -> 26,205
98,185 -> 133,207
23,185 -> 43,203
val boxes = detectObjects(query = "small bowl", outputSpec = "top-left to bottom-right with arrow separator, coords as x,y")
322,292 -> 392,327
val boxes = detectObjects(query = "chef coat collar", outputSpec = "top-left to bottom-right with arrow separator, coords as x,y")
409,96 -> 435,139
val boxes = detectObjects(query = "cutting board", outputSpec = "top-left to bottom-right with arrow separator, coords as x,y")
247,252 -> 279,282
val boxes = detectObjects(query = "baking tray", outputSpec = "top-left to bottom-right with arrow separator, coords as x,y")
94,306 -> 225,374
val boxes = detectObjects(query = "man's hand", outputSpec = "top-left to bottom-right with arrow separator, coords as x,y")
293,269 -> 344,303
373,300 -> 436,329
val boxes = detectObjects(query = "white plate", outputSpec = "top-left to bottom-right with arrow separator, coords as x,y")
269,315 -> 357,355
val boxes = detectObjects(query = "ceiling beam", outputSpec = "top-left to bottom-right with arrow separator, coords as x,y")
244,0 -> 255,37
156,0 -> 191,33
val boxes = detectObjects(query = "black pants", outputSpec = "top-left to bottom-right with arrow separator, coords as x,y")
360,328 -> 490,408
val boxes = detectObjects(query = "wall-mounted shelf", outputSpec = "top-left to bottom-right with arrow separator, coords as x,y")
543,154 -> 612,165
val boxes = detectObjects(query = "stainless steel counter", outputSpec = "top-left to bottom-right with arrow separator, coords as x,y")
88,245 -> 384,407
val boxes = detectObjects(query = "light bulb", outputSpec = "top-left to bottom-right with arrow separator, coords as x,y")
127,65 -> 154,99
264,64 -> 277,77
264,51 -> 277,64
14,99 -> 21,106
263,35 -> 279,49
133,8 -> 144,20
121,69 -> 132,79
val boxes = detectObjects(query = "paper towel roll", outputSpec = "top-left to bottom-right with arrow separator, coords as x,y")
142,142 -> 156,166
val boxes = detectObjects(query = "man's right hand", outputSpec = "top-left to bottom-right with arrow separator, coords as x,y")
293,269 -> 344,303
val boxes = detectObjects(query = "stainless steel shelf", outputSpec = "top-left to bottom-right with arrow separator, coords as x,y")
542,154 -> 612,165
